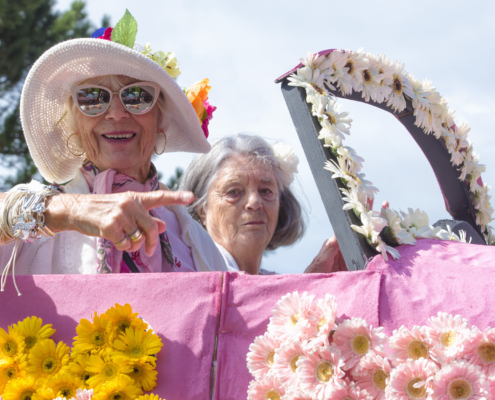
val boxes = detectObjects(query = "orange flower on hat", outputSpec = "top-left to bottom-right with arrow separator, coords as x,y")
186,79 -> 211,124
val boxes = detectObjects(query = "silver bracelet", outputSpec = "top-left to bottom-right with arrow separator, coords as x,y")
11,185 -> 60,243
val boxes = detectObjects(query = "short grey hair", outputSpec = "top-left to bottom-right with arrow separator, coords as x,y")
179,134 -> 305,250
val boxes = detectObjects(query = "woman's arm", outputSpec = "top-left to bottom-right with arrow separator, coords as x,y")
1,190 -> 193,255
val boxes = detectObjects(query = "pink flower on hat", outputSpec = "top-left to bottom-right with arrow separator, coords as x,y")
96,27 -> 113,41
386,358 -> 438,400
201,101 -> 216,138
326,378 -> 373,400
354,352 -> 392,400
247,332 -> 282,380
247,374 -> 285,400
461,327 -> 495,377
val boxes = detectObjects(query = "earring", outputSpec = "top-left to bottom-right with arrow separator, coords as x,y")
154,132 -> 167,155
66,133 -> 85,157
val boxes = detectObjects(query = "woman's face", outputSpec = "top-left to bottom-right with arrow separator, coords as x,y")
76,76 -> 159,182
201,154 -> 280,257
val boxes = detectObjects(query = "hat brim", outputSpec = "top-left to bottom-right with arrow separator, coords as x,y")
20,38 -> 210,183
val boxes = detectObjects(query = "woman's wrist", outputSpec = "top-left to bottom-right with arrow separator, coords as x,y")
44,194 -> 80,233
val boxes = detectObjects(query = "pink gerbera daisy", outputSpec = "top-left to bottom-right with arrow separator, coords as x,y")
306,294 -> 338,344
432,360 -> 489,400
268,292 -> 315,341
273,339 -> 309,389
386,358 -> 438,400
354,352 -> 393,400
461,328 -> 495,377
296,345 -> 345,399
247,332 -> 283,379
75,388 -> 94,400
248,374 -> 286,400
281,391 -> 313,400
327,378 -> 373,400
426,312 -> 470,362
333,318 -> 387,372
389,326 -> 438,365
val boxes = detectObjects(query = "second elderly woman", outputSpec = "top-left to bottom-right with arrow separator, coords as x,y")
180,134 -> 347,274
0,13 -> 227,289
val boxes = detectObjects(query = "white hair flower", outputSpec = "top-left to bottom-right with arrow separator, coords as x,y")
273,142 -> 299,187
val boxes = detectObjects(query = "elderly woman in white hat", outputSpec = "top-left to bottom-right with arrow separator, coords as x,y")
180,134 -> 347,275
0,12 -> 227,291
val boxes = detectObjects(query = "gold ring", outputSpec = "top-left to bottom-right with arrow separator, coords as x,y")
115,236 -> 128,247
130,228 -> 143,242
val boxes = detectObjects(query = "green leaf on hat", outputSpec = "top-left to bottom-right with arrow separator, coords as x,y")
111,9 -> 138,49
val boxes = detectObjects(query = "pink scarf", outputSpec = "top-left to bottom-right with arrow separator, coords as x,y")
81,160 -> 174,274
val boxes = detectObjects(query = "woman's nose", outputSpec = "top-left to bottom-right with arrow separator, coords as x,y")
245,190 -> 263,211
105,94 -> 130,121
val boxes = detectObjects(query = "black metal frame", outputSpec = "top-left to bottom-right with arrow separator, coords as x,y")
279,78 -> 485,270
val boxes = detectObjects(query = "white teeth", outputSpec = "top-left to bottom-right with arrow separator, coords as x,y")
104,134 -> 134,139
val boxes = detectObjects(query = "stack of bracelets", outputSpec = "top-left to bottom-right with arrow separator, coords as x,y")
0,183 -> 60,294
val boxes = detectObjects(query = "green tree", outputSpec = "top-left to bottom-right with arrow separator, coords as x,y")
0,0 -> 109,189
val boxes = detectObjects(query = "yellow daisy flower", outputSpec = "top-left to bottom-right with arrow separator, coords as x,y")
12,318 -> 55,353
32,386 -> 54,400
2,376 -> 39,400
104,304 -> 148,335
69,353 -> 94,387
136,395 -> 162,400
126,361 -> 157,392
0,355 -> 28,393
93,375 -> 142,400
86,355 -> 132,392
73,314 -> 112,355
112,328 -> 162,365
45,372 -> 82,400
0,328 -> 26,359
26,339 -> 69,379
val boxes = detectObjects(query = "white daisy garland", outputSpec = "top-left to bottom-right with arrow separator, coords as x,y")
287,49 -> 494,260
246,291 -> 495,400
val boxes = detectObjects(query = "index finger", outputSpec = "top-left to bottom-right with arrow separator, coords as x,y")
139,190 -> 194,211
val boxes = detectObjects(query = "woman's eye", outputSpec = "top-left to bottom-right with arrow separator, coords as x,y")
260,188 -> 274,195
227,189 -> 240,196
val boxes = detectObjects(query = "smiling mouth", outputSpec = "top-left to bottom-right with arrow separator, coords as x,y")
102,133 -> 136,140
244,221 -> 265,225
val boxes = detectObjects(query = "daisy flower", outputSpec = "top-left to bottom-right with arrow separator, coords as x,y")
327,378 -> 373,400
73,313 -> 112,356
449,122 -> 471,166
341,187 -> 368,216
247,332 -> 282,379
126,360 -> 157,392
306,294 -> 337,346
336,146 -> 364,173
273,339 -> 309,389
359,54 -> 382,103
12,317 -> 55,353
389,326 -> 437,365
320,50 -> 353,94
112,327 -> 162,365
313,96 -> 352,143
354,352 -> 392,400
333,318 -> 387,373
340,48 -> 369,95
374,235 -> 401,261
351,211 -> 388,247
374,54 -> 394,104
400,208 -> 435,239
281,391 -> 312,400
86,354 -> 133,392
458,146 -> 485,182
92,375 -> 142,400
45,372 -> 82,400
0,355 -> 27,393
386,358 -> 438,400
432,360 -> 489,400
136,395 -> 162,400
324,158 -> 378,199
103,303 -> 148,335
461,328 -> 495,377
75,388 -> 94,400
380,207 -> 416,246
296,345 -> 345,399
386,61 -> 414,113
435,226 -> 461,242
26,339 -> 70,379
288,66 -> 330,102
267,292 -> 315,342
69,353 -> 94,387
0,328 -> 25,359
1,376 -> 40,400
247,374 -> 285,400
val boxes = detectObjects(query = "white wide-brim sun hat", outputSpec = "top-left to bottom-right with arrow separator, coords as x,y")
20,38 -> 210,184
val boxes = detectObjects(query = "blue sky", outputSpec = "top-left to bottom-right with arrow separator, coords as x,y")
55,0 -> 495,273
